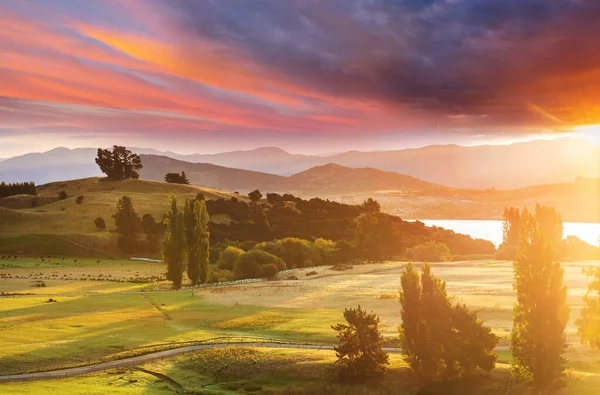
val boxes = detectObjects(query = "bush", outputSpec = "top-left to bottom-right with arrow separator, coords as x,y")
256,238 -> 323,269
258,263 -> 279,279
95,217 -> 106,230
218,246 -> 244,270
208,267 -> 236,283
234,250 -> 285,279
405,241 -> 450,262
58,191 -> 68,200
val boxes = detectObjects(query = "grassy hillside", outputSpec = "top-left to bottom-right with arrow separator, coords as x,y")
0,178 -> 238,255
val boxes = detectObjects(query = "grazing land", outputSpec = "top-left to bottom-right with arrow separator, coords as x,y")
2,257 -> 600,394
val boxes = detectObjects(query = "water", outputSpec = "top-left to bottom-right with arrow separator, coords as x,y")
415,219 -> 600,247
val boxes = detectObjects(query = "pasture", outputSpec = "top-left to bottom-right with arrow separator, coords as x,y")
2,258 -> 600,394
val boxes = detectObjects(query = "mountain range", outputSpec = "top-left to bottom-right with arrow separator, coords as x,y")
0,137 -> 598,190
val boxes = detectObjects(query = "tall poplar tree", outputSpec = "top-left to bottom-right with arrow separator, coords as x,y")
511,206 -> 569,393
196,199 -> 210,284
163,195 -> 185,289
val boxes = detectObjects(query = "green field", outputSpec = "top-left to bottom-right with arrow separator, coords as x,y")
2,257 -> 600,394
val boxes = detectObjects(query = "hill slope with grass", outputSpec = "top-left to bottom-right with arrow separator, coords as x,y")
0,177 -> 495,258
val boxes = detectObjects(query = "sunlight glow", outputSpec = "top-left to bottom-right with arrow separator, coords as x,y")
574,124 -> 600,143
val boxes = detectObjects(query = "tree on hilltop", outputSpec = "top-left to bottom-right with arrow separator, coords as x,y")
95,145 -> 142,180
164,171 -> 190,184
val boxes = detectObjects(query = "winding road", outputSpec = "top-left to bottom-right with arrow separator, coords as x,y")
0,341 -> 510,383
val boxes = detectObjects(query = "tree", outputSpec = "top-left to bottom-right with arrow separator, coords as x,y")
0,181 -> 36,197
332,305 -> 389,382
112,196 -> 140,237
497,207 -> 521,259
95,217 -> 106,230
164,171 -> 190,184
140,213 -> 157,234
95,145 -> 142,180
248,189 -> 262,203
353,212 -> 394,262
399,263 -> 497,381
58,190 -> 68,200
511,207 -> 569,393
362,198 -> 381,213
405,241 -> 450,262
183,198 -> 211,286
162,195 -> 186,289
218,246 -> 244,270
578,263 -> 600,348
75,196 -> 84,205
234,250 -> 284,279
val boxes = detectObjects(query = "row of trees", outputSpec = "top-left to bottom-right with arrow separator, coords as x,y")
162,195 -> 210,288
335,205 -> 575,394
0,181 -> 36,197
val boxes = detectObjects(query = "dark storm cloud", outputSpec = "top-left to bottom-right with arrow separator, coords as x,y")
157,0 -> 600,125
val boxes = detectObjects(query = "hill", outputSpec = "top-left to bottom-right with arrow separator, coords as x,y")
138,155 -> 446,194
0,177 -> 495,257
2,137 -> 598,189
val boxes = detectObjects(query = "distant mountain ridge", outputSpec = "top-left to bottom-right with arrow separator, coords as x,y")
0,137 -> 598,189
137,155 -> 442,194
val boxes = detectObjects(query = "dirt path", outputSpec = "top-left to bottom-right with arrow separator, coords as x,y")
0,341 -> 512,383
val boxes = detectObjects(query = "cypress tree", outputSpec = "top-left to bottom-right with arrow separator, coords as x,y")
196,199 -> 210,284
163,195 -> 185,289
184,197 -> 200,285
511,207 -> 569,393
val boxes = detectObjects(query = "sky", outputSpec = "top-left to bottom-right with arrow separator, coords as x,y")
1,0 -> 600,157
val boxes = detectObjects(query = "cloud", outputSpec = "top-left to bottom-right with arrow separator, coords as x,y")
1,0 -> 599,156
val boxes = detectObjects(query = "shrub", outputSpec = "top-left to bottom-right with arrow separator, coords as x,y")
208,267 -> 236,283
218,246 -> 244,270
57,190 -> 68,200
75,195 -> 84,205
256,237 -> 323,269
258,263 -> 279,279
95,217 -> 106,230
234,250 -> 285,279
405,241 -> 450,262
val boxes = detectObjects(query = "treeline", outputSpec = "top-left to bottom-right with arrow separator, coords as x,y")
0,182 -> 36,198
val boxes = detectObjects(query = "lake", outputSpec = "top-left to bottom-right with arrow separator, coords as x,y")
415,219 -> 600,247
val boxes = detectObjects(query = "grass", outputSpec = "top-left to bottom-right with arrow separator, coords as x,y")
4,347 -> 600,394
2,258 -> 600,393
0,177 -> 238,256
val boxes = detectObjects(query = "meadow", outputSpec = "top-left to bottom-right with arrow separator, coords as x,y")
2,257 -> 600,394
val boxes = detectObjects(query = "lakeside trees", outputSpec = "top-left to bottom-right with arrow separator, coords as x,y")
511,205 -> 569,393
95,145 -> 142,180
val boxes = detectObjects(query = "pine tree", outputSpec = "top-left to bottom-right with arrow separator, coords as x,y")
511,207 -> 569,393
163,195 -> 186,289
332,305 -> 389,382
95,145 -> 142,180
399,263 -> 497,381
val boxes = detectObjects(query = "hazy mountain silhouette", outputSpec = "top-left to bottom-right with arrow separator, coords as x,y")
1,137 -> 597,189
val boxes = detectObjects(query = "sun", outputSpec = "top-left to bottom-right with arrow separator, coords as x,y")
573,124 -> 600,142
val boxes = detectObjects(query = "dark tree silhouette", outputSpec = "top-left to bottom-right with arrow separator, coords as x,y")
332,305 -> 389,382
0,182 -> 36,197
248,189 -> 262,202
75,196 -> 84,205
57,190 -> 68,200
113,196 -> 140,238
95,145 -> 142,180
163,195 -> 185,289
164,171 -> 190,184
95,217 -> 106,230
